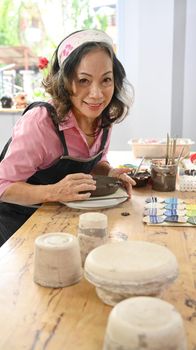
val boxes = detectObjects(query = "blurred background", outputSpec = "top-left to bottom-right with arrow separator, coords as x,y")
0,0 -> 195,151
0,0 -> 117,101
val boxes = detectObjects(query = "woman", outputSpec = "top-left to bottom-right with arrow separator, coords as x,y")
0,29 -> 135,245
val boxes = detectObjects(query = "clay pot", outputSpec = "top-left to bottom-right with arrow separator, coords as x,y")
85,175 -> 122,197
103,297 -> 187,350
33,232 -> 82,288
84,241 -> 179,306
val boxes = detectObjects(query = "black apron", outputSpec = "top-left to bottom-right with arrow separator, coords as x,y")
0,102 -> 109,245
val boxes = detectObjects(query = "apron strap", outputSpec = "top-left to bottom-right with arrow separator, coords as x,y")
99,127 -> 109,152
23,102 -> 69,155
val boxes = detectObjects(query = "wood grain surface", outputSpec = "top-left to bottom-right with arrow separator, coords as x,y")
0,186 -> 195,350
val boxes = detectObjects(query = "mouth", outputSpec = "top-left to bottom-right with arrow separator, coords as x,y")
83,101 -> 104,111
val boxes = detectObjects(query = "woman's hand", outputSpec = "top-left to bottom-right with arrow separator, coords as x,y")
50,173 -> 96,202
108,168 -> 136,197
1,173 -> 96,206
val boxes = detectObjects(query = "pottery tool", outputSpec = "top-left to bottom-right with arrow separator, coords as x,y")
134,157 -> 145,176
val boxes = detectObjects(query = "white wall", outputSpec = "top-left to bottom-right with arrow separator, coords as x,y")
0,112 -> 22,153
110,0 -> 196,150
183,0 -> 196,141
171,0 -> 186,139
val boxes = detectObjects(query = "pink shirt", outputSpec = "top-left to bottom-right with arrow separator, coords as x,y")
0,106 -> 112,197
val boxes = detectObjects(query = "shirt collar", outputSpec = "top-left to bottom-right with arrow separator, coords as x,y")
58,109 -> 102,133
59,110 -> 79,131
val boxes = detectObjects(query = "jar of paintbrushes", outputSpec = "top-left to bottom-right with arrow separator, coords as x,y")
151,161 -> 178,191
151,135 -> 178,191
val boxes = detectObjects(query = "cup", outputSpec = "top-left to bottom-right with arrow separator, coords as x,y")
33,232 -> 82,288
78,212 -> 108,266
151,160 -> 178,191
103,297 -> 187,350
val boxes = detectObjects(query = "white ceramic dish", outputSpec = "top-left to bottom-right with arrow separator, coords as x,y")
63,197 -> 127,210
61,188 -> 128,210
84,241 -> 179,306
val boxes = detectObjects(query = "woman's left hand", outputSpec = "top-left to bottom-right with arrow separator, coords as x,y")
108,168 -> 136,197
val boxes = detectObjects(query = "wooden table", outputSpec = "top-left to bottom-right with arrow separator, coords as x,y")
0,186 -> 195,350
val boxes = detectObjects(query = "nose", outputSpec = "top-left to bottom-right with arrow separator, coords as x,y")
88,83 -> 103,99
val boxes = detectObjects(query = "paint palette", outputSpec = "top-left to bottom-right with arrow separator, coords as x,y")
145,197 -> 184,204
143,197 -> 196,226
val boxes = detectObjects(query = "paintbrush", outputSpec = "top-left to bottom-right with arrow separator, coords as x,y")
171,138 -> 177,164
176,150 -> 190,166
165,133 -> 169,165
176,145 -> 185,166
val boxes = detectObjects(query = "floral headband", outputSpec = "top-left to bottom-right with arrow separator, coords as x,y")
57,29 -> 114,66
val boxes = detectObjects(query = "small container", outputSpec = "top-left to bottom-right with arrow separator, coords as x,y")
78,212 -> 108,266
33,232 -> 82,288
151,160 -> 178,191
127,170 -> 151,187
84,241 -> 179,306
0,95 -> 13,108
103,297 -> 187,350
178,175 -> 196,192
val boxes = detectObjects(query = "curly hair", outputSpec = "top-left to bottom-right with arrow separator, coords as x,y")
43,38 -> 134,128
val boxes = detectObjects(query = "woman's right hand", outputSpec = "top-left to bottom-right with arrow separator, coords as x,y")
50,173 -> 96,202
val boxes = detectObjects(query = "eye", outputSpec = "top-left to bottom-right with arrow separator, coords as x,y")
102,77 -> 113,86
78,78 -> 90,86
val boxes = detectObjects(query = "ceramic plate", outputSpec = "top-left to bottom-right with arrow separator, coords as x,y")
63,197 -> 127,210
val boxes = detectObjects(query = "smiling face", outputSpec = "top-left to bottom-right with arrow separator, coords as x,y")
70,48 -> 114,125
